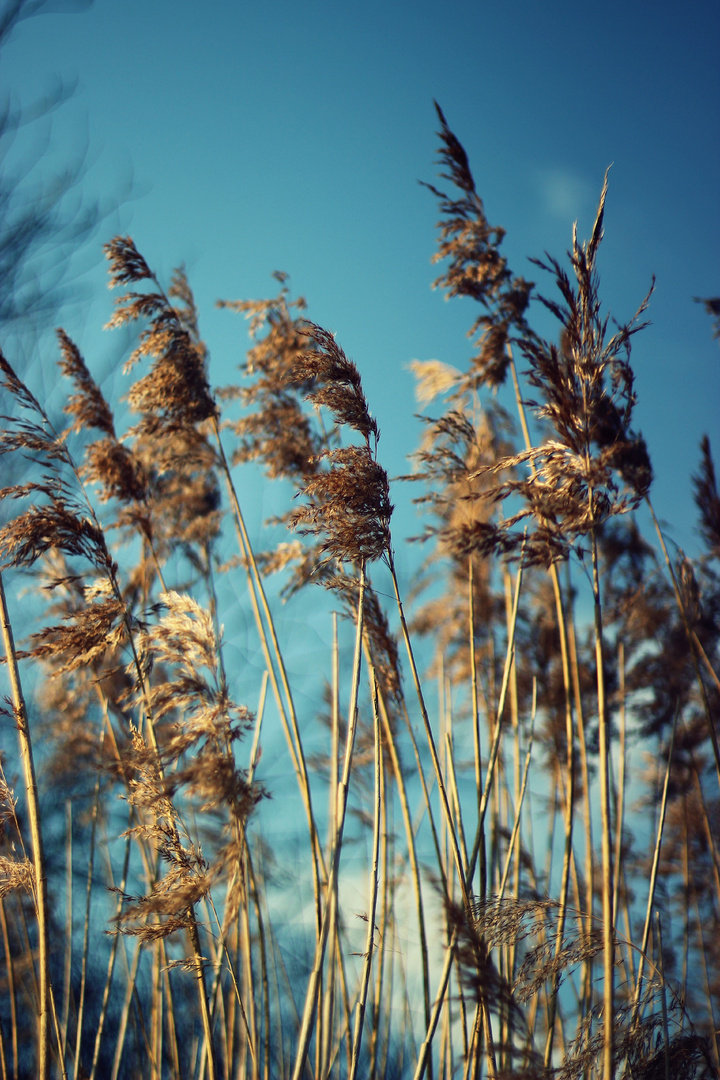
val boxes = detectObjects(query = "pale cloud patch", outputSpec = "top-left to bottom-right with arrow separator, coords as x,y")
534,166 -> 597,223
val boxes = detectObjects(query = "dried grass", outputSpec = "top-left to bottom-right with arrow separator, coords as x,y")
0,108 -> 717,1080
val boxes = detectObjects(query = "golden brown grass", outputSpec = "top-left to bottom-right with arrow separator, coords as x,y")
0,107 -> 717,1080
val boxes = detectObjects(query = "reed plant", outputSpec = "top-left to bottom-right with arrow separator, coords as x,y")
0,105 -> 718,1079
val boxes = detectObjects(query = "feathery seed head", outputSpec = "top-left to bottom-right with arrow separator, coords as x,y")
104,235 -> 153,288
290,445 -> 392,565
293,323 -> 379,444
423,103 -> 533,390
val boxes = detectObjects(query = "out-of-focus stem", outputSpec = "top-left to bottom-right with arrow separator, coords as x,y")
630,712 -> 677,1031
387,550 -> 469,907
348,677 -> 382,1080
291,565 -> 366,1080
0,574 -> 52,1080
646,497 -> 720,791
212,415 -> 326,921
590,523 -> 614,1080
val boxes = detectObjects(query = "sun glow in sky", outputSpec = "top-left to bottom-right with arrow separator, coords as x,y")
4,0 -> 719,569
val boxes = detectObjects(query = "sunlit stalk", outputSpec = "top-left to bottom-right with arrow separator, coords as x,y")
589,521 -> 614,1080
291,564 -> 366,1080
348,676 -> 382,1080
387,549 -> 469,906
630,710 -> 677,1030
0,574 -> 52,1080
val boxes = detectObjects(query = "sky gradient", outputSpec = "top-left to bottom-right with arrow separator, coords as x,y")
4,0 -> 719,568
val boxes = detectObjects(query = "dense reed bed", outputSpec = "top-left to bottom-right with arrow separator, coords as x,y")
0,105 -> 718,1079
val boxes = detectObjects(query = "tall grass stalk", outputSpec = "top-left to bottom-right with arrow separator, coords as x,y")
0,573 -> 52,1080
291,565 -> 366,1080
387,550 -> 469,906
71,775 -> 99,1080
348,677 -> 382,1080
0,105 -> 717,1080
630,709 -> 677,1030
590,517 -> 615,1080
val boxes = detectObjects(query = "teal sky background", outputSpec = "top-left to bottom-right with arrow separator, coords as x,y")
4,0 -> 719,570
0,0 -> 718,885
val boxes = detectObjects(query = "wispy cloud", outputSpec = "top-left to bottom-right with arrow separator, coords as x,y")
533,165 -> 597,222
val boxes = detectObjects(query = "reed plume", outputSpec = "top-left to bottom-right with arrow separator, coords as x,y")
0,107 -> 717,1080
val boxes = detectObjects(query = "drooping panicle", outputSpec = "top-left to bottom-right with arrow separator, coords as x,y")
0,353 -> 116,575
104,235 -> 153,288
286,324 -> 392,566
217,276 -> 327,481
102,238 -> 223,556
422,102 -> 533,389
104,235 -> 216,427
292,322 -> 380,444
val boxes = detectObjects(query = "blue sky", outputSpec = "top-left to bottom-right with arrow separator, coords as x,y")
1,0 -> 718,921
4,0 -> 719,573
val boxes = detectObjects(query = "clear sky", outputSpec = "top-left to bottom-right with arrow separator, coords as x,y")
4,0 -> 719,571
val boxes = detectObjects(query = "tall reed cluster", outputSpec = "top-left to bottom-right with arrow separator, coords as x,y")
0,105 -> 718,1079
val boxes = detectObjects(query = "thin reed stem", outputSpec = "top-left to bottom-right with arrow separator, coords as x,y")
613,643 -> 627,925
212,414 -> 326,923
655,912 -> 671,1080
364,642 -> 432,1064
543,571 -> 576,1068
0,573 -> 52,1080
0,900 -> 18,1080
467,558 -> 523,888
89,828 -> 132,1080
109,940 -> 143,1080
590,517 -> 615,1080
497,696 -> 535,898
61,802 -> 72,1063
291,564 -> 366,1080
348,676 -> 382,1080
468,558 -> 485,899
630,709 -> 678,1030
72,774 -> 100,1080
387,549 -> 470,907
